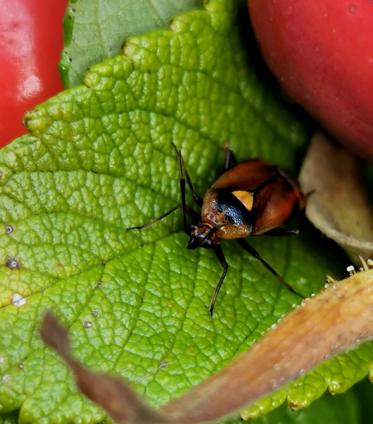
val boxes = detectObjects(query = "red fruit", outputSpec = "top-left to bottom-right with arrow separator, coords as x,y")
248,0 -> 373,161
0,0 -> 67,146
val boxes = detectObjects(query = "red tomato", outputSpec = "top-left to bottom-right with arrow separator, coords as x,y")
0,0 -> 67,146
249,0 -> 373,161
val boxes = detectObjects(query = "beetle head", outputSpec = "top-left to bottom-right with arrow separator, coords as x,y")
187,223 -> 217,249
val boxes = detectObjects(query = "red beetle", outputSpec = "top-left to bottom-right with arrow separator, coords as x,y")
130,145 -> 304,315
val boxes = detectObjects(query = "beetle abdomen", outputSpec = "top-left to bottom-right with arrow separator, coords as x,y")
204,159 -> 303,237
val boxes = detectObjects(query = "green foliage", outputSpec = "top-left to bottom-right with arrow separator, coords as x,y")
354,378 -> 373,424
0,1 -> 371,422
250,390 -> 360,424
61,0 -> 202,87
0,411 -> 19,424
225,389 -> 360,424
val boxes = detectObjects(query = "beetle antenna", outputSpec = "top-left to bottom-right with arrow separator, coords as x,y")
209,245 -> 228,317
127,204 -> 199,233
171,142 -> 202,207
127,206 -> 179,230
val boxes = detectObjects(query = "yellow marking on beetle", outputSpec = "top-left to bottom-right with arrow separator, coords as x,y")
232,190 -> 254,211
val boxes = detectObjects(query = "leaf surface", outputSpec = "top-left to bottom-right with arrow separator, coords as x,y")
61,0 -> 202,87
0,0 -> 371,422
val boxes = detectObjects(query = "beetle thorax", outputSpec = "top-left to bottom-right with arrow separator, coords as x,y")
200,190 -> 226,226
199,188 -> 252,240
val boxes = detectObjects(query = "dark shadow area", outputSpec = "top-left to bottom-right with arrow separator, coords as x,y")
235,2 -> 318,165
354,378 -> 373,424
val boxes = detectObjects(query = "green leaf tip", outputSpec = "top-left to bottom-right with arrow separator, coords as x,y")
0,0 -> 371,422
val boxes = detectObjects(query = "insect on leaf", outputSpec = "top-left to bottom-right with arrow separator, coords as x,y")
0,0 -> 371,422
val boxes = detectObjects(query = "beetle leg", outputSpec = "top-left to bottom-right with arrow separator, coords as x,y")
209,245 -> 229,317
127,204 -> 199,234
237,239 -> 303,297
171,142 -> 202,208
262,228 -> 300,236
223,146 -> 237,170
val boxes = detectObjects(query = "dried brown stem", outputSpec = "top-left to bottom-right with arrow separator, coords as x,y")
41,269 -> 373,424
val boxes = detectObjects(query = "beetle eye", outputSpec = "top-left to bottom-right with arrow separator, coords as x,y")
189,224 -> 197,235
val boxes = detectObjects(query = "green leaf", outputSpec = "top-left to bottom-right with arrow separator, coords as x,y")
61,0 -> 202,87
0,411 -> 19,424
0,0 -> 371,422
250,390 -> 360,424
224,389 -> 360,424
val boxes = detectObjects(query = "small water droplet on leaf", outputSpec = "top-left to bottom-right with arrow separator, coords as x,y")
6,257 -> 20,269
2,374 -> 10,383
12,293 -> 27,307
159,361 -> 168,369
5,224 -> 13,234
84,320 -> 92,329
